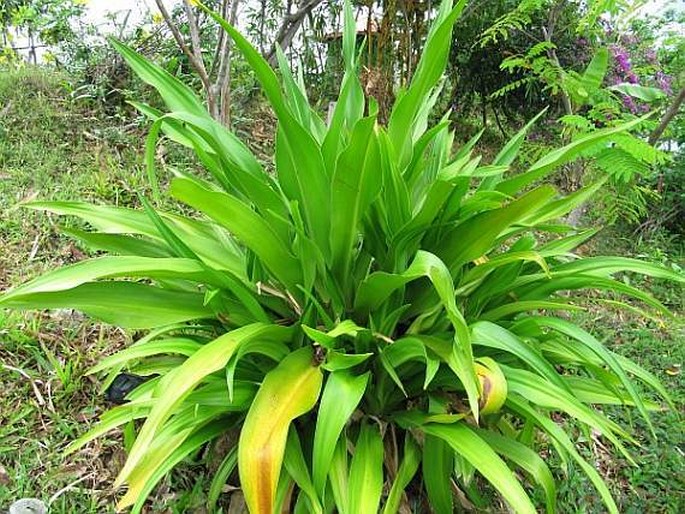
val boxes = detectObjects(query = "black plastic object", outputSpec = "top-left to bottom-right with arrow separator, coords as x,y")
105,373 -> 148,404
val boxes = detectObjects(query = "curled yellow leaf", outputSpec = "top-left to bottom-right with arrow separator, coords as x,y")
475,357 -> 507,415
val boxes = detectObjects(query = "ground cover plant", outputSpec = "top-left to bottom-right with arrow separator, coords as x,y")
1,1 -> 683,513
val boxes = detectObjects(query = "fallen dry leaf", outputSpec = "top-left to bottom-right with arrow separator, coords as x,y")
665,364 -> 681,376
0,463 -> 10,486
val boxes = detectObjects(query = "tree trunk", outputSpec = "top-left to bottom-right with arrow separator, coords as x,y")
155,0 -> 239,126
216,0 -> 241,126
543,2 -> 586,227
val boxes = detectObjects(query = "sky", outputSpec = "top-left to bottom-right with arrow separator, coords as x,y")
13,0 -> 684,61
82,0 -> 682,32
83,0 -> 165,30
83,0 -> 682,20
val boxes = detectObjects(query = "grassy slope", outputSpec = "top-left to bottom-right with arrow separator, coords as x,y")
0,67 -> 683,513
0,68 -> 163,513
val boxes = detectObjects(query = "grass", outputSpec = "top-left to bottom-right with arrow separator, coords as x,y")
553,312 -> 685,513
0,66 -> 135,512
0,66 -> 683,513
553,230 -> 685,513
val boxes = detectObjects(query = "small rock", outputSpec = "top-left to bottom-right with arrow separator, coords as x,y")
9,498 -> 47,514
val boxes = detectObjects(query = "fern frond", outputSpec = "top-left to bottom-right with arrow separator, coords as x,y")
595,147 -> 652,183
489,76 -> 536,99
612,133 -> 668,166
477,0 -> 544,47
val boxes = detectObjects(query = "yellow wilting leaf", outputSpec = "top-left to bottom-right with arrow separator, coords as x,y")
113,324 -> 291,489
239,347 -> 323,514
475,357 -> 507,415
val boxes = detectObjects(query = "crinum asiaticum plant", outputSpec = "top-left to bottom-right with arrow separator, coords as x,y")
2,1 -> 682,513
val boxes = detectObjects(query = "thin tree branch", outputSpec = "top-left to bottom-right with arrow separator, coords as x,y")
210,0 -> 231,77
266,0 -> 325,65
216,0 -> 237,89
217,0 -> 241,125
542,25 -> 572,116
154,0 -> 211,91
181,0 -> 209,79
648,86 -> 685,146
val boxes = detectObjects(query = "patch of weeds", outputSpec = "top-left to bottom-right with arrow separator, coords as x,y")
0,66 -> 196,286
0,310 -> 120,512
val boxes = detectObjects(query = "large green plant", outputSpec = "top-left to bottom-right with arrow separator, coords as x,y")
1,1 -> 682,512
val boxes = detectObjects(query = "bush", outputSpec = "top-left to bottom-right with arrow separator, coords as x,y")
1,1 -> 682,513
641,154 -> 685,240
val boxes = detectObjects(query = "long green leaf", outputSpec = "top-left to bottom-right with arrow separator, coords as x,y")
284,427 -> 324,514
507,396 -> 619,514
0,257 -> 217,303
530,317 -> 655,435
25,201 -> 246,275
581,47 -> 609,94
422,434 -> 454,514
170,177 -> 303,290
471,321 -> 570,392
474,429 -> 556,513
313,370 -> 370,494
423,423 -> 537,514
116,323 -> 292,486
436,186 -> 557,274
110,38 -> 205,116
388,0 -> 466,168
348,422 -> 384,514
330,116 -> 382,287
0,282 -> 211,329
382,434 -> 421,514
503,366 -> 635,461
496,116 -> 647,195
206,6 -> 332,252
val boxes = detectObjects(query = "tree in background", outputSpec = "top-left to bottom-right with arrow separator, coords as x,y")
0,0 -> 85,63
153,0 -> 327,125
5,0 -> 681,235
153,0 -> 240,125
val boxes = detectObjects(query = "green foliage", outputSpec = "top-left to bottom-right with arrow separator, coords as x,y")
495,41 -> 564,99
1,2 -> 683,513
0,0 -> 85,61
497,37 -> 670,224
477,0 -> 544,47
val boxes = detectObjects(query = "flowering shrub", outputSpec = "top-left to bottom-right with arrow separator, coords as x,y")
608,31 -> 676,114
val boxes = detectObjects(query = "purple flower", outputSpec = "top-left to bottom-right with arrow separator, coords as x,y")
645,49 -> 657,63
627,72 -> 639,84
623,95 -> 638,113
610,45 -> 632,73
656,71 -> 673,95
